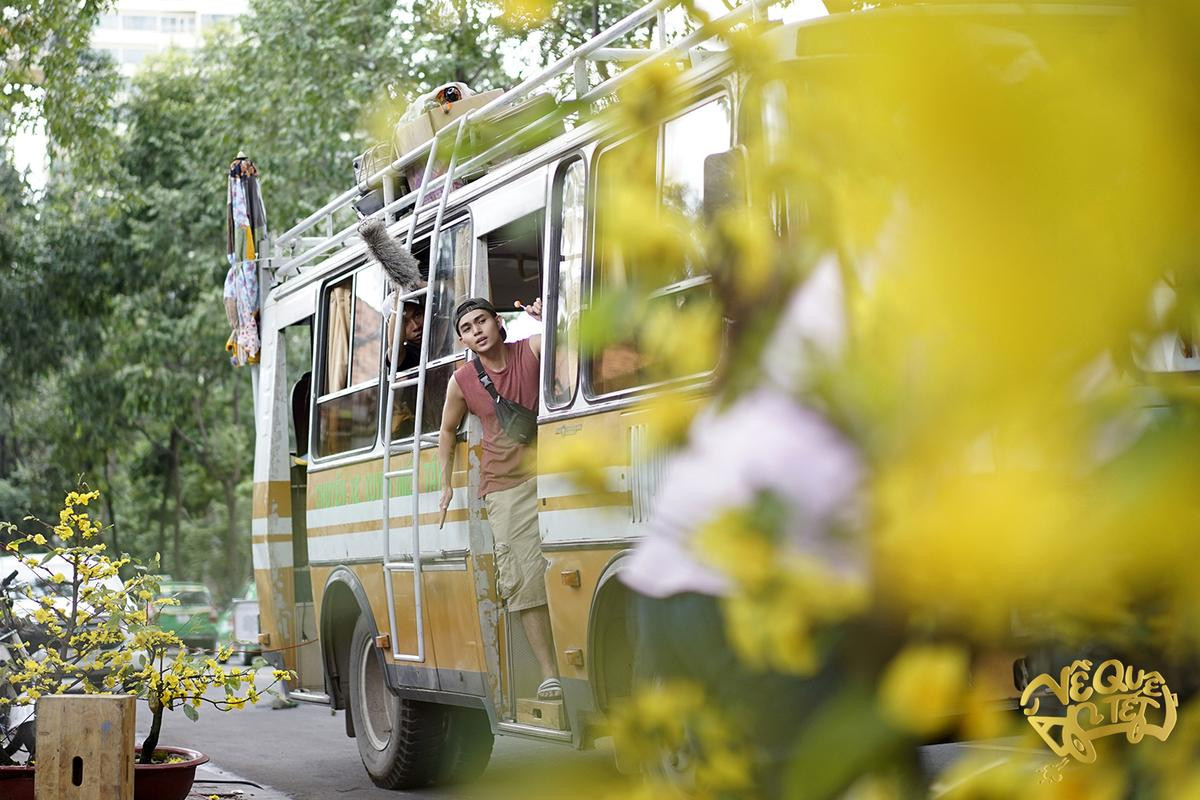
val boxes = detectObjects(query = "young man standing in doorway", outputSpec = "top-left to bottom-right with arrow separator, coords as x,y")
437,297 -> 561,701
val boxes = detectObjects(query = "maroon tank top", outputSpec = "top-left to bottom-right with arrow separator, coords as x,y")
454,340 -> 540,497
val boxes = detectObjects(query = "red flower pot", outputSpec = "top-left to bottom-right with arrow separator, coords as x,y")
0,764 -> 36,800
0,746 -> 209,800
132,746 -> 210,800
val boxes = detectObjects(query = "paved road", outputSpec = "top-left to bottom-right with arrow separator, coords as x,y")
137,668 -> 1047,799
144,687 -> 618,800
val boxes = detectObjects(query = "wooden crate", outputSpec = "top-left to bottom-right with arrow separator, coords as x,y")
35,695 -> 135,800
516,698 -> 568,731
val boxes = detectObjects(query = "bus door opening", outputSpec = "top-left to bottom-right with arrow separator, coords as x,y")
282,318 -> 322,689
480,211 -> 561,725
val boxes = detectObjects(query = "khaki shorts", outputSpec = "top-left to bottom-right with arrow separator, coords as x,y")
484,478 -> 548,612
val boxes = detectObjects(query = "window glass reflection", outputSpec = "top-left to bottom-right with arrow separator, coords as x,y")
350,265 -> 384,386
389,362 -> 458,441
550,160 -> 585,408
588,97 -> 729,397
427,222 -> 472,362
323,277 -> 352,395
317,385 -> 380,456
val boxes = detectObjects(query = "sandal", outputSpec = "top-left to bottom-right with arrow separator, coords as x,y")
536,677 -> 563,701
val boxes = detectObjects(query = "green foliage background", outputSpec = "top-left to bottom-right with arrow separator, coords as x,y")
0,0 -> 632,601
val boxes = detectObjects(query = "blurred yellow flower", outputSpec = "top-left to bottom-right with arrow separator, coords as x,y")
879,644 -> 968,737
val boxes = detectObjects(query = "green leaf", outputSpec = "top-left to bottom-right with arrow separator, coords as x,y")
182,703 -> 198,722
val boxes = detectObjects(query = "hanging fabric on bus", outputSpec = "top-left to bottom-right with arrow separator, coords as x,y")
224,155 -> 268,367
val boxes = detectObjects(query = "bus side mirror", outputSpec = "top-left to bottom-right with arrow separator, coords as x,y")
703,146 -> 748,221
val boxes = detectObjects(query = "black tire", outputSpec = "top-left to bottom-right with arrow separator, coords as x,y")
347,616 -> 450,789
438,706 -> 494,784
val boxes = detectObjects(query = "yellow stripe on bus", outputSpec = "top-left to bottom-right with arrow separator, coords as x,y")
251,480 -> 292,519
538,491 -> 630,511
251,533 -> 293,544
306,508 -> 472,538
302,491 -> 631,538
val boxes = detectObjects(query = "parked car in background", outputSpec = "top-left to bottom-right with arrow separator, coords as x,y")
155,581 -> 218,653
217,580 -> 261,665
0,554 -> 130,658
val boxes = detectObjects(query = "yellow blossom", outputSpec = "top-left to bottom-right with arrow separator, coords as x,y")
879,644 -> 969,737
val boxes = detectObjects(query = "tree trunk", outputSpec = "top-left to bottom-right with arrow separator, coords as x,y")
0,401 -> 13,479
222,479 -> 240,600
232,372 -> 241,429
225,384 -> 245,596
156,442 -> 171,563
102,450 -> 120,556
139,700 -> 164,764
170,429 -> 183,577
452,2 -> 466,86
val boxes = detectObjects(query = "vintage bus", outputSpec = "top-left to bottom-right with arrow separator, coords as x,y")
248,0 -> 778,786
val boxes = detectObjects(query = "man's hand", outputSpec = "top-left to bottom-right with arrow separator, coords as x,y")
439,376 -> 467,524
516,298 -> 542,320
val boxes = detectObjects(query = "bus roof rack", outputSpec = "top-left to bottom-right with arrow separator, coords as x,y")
269,0 -> 774,282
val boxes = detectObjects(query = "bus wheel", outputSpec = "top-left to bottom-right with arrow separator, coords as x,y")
439,706 -> 494,783
647,728 -> 700,798
348,616 -> 448,789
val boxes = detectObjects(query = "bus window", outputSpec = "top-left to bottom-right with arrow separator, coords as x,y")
662,95 -> 732,280
589,95 -> 731,396
425,220 -> 472,361
485,211 -> 544,341
389,383 -> 418,441
386,361 -> 458,442
417,362 -> 457,434
314,264 -> 384,457
594,127 -> 656,294
323,276 -> 353,395
381,223 -> 465,444
548,158 -> 585,408
350,266 -> 386,385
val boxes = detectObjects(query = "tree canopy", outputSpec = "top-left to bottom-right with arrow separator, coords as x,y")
0,0 -> 642,600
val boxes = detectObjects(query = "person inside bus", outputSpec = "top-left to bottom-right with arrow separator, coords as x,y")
384,282 -> 426,372
436,296 -> 563,702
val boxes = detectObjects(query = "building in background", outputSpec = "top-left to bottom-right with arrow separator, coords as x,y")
12,0 -> 248,187
92,0 -> 247,78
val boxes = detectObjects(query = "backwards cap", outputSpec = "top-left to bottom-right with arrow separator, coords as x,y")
454,297 -> 507,341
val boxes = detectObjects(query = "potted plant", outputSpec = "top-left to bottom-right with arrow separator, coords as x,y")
0,489 -> 290,800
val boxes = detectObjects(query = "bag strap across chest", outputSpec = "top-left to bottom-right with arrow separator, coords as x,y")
473,358 -> 501,401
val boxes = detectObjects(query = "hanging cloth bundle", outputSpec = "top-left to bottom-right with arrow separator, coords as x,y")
224,155 -> 268,366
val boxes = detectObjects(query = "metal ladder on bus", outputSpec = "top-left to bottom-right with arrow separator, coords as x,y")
379,112 -> 471,663
375,0 -> 773,664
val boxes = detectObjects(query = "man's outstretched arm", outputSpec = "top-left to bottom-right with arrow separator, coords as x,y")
439,375 -> 468,514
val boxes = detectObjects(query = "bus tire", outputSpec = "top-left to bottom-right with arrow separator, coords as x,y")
348,616 -> 449,789
438,706 -> 494,783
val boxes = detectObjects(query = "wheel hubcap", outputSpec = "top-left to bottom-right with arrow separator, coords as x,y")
357,637 -> 395,751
